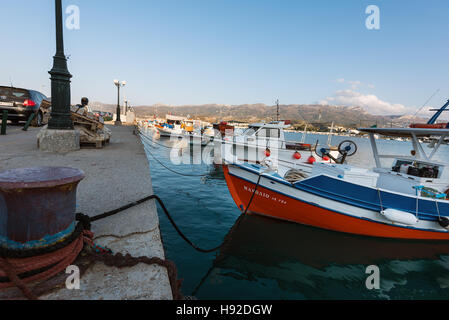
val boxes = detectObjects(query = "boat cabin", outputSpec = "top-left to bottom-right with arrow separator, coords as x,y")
234,121 -> 292,149
164,114 -> 186,131
360,127 -> 449,195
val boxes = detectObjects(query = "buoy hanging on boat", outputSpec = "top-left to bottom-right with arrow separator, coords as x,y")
293,151 -> 301,160
307,156 -> 316,164
265,148 -> 271,157
322,156 -> 330,161
380,208 -> 419,226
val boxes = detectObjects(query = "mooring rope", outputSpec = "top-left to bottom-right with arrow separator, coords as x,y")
242,173 -> 263,215
0,205 -> 185,300
139,128 -> 213,150
89,194 -> 222,253
0,229 -> 91,300
142,144 -> 209,178
139,133 -> 209,178
377,188 -> 384,212
139,130 -> 185,150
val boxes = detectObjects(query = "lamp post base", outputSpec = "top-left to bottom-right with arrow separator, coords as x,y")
37,126 -> 80,153
115,121 -> 122,126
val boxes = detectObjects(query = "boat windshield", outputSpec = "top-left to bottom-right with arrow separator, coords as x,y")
242,127 -> 258,136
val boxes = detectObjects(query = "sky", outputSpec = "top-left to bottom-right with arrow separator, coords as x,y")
1,0 -> 449,115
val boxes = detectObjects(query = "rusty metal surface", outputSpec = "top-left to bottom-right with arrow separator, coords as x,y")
0,167 -> 84,189
0,167 -> 84,246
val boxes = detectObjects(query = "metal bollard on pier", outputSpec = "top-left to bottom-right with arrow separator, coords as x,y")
22,113 -> 36,132
1,110 -> 7,135
0,167 -> 85,250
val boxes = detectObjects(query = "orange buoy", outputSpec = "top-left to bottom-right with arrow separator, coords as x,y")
265,148 -> 271,157
293,152 -> 301,160
308,156 -> 316,164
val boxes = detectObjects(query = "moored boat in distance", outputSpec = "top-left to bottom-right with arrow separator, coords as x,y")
154,115 -> 214,145
215,120 -> 341,176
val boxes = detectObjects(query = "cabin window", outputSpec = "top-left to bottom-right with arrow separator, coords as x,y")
243,127 -> 257,136
256,128 -> 280,138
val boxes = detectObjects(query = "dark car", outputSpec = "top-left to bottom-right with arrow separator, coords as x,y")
0,86 -> 51,127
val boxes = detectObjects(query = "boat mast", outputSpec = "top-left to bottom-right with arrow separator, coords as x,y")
301,124 -> 308,143
275,99 -> 280,121
327,121 -> 334,146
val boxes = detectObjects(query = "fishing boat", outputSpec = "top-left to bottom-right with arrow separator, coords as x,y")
155,115 -> 213,145
155,114 -> 186,137
223,127 -> 449,240
215,120 -> 340,175
179,119 -> 214,146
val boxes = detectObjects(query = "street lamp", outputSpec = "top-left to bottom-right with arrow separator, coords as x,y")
48,0 -> 73,130
114,80 -> 126,125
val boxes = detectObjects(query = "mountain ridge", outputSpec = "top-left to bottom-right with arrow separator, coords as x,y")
90,102 -> 430,128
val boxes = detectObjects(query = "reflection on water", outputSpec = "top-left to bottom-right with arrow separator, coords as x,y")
140,129 -> 449,300
207,214 -> 449,299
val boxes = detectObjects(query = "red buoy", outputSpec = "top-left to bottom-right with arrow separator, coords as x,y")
308,156 -> 316,164
265,148 -> 271,157
293,152 -> 301,160
323,156 -> 330,161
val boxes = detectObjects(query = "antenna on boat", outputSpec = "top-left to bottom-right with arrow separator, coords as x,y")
275,99 -> 280,121
327,121 -> 334,146
409,89 -> 440,125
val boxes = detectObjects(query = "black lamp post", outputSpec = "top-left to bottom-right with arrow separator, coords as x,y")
48,0 -> 73,130
114,80 -> 126,125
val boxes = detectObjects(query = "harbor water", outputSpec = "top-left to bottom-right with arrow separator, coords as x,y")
141,129 -> 449,300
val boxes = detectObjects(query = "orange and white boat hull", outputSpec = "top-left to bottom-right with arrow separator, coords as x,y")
223,164 -> 449,240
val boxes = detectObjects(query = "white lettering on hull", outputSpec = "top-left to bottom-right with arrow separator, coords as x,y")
243,185 -> 287,205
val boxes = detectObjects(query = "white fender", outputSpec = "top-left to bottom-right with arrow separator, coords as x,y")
380,209 -> 419,226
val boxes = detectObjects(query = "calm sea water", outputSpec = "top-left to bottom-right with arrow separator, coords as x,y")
141,128 -> 449,300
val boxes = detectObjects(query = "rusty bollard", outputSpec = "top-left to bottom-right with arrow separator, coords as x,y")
0,167 -> 85,250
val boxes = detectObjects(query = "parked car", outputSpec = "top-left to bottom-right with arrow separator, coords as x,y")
92,110 -> 113,121
0,86 -> 51,127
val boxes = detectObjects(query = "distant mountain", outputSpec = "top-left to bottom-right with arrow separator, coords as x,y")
89,102 -> 430,129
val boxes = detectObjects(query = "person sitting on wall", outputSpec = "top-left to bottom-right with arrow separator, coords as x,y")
75,97 -> 92,115
74,97 -> 104,123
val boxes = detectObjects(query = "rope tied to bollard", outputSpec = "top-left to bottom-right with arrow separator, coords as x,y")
76,213 -> 183,300
0,224 -> 92,300
0,180 -> 266,300
0,192 -> 226,300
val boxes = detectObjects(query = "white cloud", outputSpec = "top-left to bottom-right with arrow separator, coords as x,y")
335,78 -> 376,90
320,89 -> 408,115
348,81 -> 362,89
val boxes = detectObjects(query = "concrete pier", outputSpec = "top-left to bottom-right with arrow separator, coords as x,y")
0,125 -> 172,300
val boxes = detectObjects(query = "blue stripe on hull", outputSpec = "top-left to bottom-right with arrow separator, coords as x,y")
296,175 -> 449,222
234,162 -> 449,222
